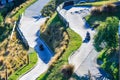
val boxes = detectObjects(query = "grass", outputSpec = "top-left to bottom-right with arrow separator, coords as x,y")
37,28 -> 82,80
40,12 -> 67,53
8,50 -> 38,80
76,0 -> 118,6
46,12 -> 66,28
61,28 -> 82,61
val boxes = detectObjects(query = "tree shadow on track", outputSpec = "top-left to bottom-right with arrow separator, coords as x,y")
34,30 -> 53,64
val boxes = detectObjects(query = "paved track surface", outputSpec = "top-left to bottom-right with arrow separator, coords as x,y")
19,0 -> 53,80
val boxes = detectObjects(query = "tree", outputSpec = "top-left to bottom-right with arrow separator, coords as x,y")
94,17 -> 119,49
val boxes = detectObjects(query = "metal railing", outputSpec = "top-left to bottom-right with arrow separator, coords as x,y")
15,15 -> 29,50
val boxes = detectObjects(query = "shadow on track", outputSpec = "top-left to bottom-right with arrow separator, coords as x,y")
34,30 -> 53,64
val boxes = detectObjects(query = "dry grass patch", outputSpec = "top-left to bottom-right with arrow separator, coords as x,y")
0,32 -> 27,79
91,3 -> 117,15
0,0 -> 37,79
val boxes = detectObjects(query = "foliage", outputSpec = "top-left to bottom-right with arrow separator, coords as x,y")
91,7 -> 101,15
0,24 -> 12,42
85,5 -> 120,28
0,0 -> 26,17
80,1 -> 119,80
75,0 -> 118,6
101,4 -> 116,14
8,51 -> 38,80
9,0 -> 36,20
98,48 -> 119,80
39,12 -> 69,80
0,13 -> 3,26
0,0 -> 37,41
13,0 -> 26,7
41,0 -> 56,17
61,64 -> 74,79
0,0 -> 37,79
0,32 -> 28,79
41,0 -> 66,17
94,17 -> 119,49
38,28 -> 82,80
40,13 -> 67,53
91,3 -> 116,16
37,28 -> 82,80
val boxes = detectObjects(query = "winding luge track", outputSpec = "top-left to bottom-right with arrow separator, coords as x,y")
18,0 -> 53,80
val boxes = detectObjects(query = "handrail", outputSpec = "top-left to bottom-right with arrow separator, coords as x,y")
15,15 -> 29,49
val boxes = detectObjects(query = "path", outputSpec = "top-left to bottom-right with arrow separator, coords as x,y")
59,6 -> 110,80
19,0 -> 53,80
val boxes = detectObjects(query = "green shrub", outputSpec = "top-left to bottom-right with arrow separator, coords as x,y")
97,49 -> 107,61
0,14 -> 3,26
113,68 -> 118,80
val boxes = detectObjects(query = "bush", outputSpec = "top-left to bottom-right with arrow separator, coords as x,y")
13,0 -> 26,7
0,14 -> 3,26
41,0 -> 56,17
91,7 -> 101,15
61,64 -> 74,79
0,0 -> 26,17
91,3 -> 117,16
99,48 -> 119,80
101,4 -> 116,13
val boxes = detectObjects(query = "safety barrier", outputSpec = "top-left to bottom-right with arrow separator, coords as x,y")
15,15 -> 29,50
